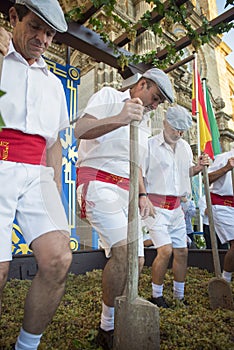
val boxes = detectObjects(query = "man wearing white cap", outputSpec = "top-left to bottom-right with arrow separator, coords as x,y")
0,1 -> 72,349
208,149 -> 234,284
142,105 -> 209,308
75,68 -> 173,349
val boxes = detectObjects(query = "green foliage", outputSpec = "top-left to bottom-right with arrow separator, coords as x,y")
65,0 -> 234,71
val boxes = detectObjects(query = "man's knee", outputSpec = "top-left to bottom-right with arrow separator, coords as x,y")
37,246 -> 72,282
157,244 -> 173,260
173,247 -> 188,261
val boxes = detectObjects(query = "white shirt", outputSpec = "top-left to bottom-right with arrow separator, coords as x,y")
208,149 -> 234,196
198,195 -> 209,225
144,131 -> 194,196
77,87 -> 150,178
0,42 -> 69,148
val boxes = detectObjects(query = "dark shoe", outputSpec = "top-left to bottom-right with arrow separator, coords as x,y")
149,296 -> 169,308
96,326 -> 114,350
174,298 -> 188,308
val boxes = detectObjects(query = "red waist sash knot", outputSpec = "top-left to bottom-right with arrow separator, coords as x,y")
76,166 -> 129,218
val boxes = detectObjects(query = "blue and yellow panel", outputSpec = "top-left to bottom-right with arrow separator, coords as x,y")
11,58 -> 81,255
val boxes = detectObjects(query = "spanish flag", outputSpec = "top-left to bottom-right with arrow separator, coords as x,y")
203,80 -> 221,156
192,62 -> 214,160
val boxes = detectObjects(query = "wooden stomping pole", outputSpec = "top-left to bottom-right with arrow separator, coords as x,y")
231,168 -> 234,195
203,165 -> 233,310
113,121 -> 160,350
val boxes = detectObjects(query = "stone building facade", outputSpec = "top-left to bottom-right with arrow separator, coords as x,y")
0,0 -> 233,149
60,0 -> 234,152
1,0 -> 233,247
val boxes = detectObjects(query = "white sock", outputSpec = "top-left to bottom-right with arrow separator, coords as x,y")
100,302 -> 114,331
15,328 -> 42,350
152,283 -> 163,298
222,270 -> 232,283
173,281 -> 185,300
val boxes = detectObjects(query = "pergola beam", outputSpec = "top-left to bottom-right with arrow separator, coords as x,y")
114,0 -> 189,47
77,4 -> 103,25
156,7 -> 234,60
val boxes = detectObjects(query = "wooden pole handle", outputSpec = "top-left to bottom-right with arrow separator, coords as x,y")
203,165 -> 222,277
231,168 -> 234,196
126,121 -> 139,301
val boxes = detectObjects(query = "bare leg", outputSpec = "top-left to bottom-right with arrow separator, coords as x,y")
172,247 -> 188,282
152,244 -> 172,285
102,240 -> 128,307
23,231 -> 72,334
0,261 -> 10,318
223,240 -> 234,273
138,256 -> 145,275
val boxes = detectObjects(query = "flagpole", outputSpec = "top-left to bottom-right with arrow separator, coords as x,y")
194,52 -> 203,231
202,78 -> 207,111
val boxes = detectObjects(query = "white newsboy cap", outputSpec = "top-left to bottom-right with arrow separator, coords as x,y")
142,68 -> 174,103
15,0 -> 68,32
166,105 -> 192,131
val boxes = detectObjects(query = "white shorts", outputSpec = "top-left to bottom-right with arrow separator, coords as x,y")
142,206 -> 187,249
77,181 -> 144,258
212,205 -> 234,244
0,161 -> 69,262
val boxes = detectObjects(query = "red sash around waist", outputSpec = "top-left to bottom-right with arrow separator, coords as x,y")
0,128 -> 46,166
76,166 -> 130,218
210,192 -> 234,207
148,194 -> 180,210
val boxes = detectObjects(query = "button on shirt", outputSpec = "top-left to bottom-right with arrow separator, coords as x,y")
209,149 -> 234,196
144,131 -> 193,196
0,42 -> 69,148
77,87 -> 150,178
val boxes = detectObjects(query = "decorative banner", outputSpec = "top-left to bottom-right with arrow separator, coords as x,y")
12,58 -> 81,254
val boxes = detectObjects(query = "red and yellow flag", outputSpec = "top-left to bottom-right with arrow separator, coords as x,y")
192,62 -> 214,160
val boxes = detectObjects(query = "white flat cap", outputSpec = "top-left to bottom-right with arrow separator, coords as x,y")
15,0 -> 68,32
142,68 -> 174,103
166,105 -> 192,131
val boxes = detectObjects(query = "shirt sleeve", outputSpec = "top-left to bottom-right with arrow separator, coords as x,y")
82,87 -> 125,120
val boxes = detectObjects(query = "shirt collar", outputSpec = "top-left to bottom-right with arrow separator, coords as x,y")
121,89 -> 131,102
158,130 -> 165,146
6,41 -> 48,76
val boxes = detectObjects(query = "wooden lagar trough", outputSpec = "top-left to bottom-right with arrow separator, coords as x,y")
8,248 -> 227,280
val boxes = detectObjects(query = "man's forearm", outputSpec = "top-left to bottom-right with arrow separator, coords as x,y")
138,168 -> 147,195
208,165 -> 231,185
190,164 -> 203,177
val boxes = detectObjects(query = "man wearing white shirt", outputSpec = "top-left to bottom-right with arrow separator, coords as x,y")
143,105 -> 209,308
75,68 -> 174,349
208,149 -> 234,283
0,1 -> 72,349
